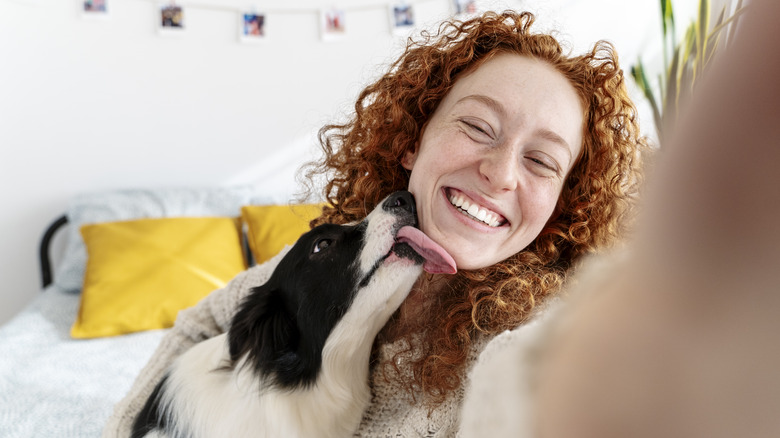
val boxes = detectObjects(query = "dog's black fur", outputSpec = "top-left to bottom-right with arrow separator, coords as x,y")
132,191 -> 426,438
227,221 -> 382,390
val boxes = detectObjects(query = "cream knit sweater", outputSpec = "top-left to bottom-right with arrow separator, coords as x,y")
101,247 -> 488,437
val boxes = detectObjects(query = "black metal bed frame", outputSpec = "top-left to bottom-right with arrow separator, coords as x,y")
39,214 -> 69,288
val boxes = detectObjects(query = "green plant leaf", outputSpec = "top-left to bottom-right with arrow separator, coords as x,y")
704,8 -> 726,66
709,3 -> 748,50
712,5 -> 726,30
630,0 -> 745,143
697,0 -> 711,62
660,0 -> 676,71
679,49 -> 695,110
663,51 -> 678,128
661,0 -> 673,36
631,62 -> 662,131
727,0 -> 746,47
683,24 -> 698,96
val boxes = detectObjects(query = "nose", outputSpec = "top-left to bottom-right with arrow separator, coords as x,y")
479,146 -> 518,192
383,191 -> 416,216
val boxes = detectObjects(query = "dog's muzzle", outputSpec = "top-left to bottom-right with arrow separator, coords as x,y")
383,191 -> 456,275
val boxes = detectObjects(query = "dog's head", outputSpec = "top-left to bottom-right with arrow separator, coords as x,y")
227,191 -> 455,389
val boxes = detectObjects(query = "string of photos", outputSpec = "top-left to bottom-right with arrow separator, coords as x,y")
80,0 -> 480,43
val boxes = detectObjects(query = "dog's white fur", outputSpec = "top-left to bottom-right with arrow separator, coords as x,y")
143,200 -> 423,438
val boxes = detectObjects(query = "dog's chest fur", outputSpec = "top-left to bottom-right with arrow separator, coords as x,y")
156,332 -> 369,438
132,191 -> 430,438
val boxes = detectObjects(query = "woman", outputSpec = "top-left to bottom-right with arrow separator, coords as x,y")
104,10 -> 647,436
527,1 -> 780,437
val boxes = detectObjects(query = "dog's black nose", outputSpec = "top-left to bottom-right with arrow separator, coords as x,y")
383,191 -> 416,215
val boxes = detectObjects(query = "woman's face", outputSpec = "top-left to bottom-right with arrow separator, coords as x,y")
403,53 -> 584,270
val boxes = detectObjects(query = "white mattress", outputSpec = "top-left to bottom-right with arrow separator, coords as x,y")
0,285 -> 165,437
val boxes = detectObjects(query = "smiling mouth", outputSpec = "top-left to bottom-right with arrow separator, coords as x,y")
446,189 -> 506,228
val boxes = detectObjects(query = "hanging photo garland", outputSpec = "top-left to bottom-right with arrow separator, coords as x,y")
239,11 -> 266,43
70,0 -> 477,41
159,1 -> 185,35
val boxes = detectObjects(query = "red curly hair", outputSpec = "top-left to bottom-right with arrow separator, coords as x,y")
302,11 -> 648,404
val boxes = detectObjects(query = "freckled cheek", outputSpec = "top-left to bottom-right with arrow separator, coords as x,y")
520,185 -> 561,224
411,145 -> 467,191
422,130 -> 473,158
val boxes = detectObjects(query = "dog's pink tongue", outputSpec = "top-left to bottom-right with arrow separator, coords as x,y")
397,226 -> 457,274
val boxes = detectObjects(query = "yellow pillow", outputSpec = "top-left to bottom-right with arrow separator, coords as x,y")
241,204 -> 323,264
72,217 -> 246,339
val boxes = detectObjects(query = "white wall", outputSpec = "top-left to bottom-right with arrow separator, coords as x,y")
0,0 -> 678,324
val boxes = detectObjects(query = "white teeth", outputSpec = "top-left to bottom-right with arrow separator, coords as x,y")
448,193 -> 502,227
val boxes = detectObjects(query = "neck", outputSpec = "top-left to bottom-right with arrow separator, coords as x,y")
380,273 -> 452,343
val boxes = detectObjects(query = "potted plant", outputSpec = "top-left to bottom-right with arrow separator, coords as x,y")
631,0 -> 746,143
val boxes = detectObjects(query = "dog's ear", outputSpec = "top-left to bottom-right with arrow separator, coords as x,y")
227,285 -> 299,380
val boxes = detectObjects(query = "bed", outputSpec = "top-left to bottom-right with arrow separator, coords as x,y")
0,186 -> 321,437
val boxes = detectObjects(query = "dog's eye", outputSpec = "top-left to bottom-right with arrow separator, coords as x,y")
312,238 -> 333,254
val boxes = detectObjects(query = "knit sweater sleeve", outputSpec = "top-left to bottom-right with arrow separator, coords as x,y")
100,246 -> 290,438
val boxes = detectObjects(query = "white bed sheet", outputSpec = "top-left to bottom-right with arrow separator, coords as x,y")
0,286 -> 165,437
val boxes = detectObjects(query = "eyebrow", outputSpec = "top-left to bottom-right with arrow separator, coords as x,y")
456,94 -> 573,160
536,129 -> 572,161
456,94 -> 508,119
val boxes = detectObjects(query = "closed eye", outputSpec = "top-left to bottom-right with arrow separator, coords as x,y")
525,156 -> 561,176
460,119 -> 495,141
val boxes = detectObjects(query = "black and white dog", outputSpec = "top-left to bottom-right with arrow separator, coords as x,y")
131,191 -> 456,438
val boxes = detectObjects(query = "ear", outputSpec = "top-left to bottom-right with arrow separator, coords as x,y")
227,285 -> 297,370
401,147 -> 418,171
